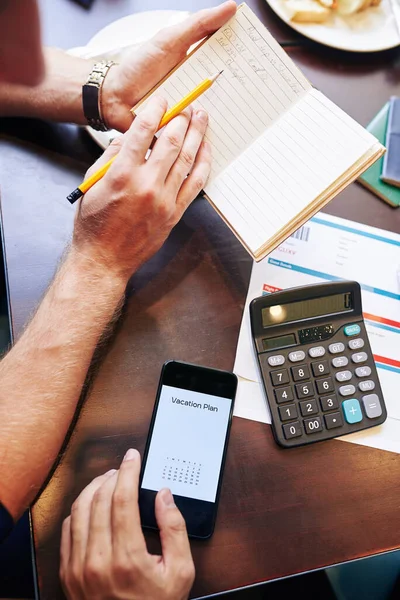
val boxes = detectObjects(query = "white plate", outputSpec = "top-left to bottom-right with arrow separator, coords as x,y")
68,10 -> 190,149
266,0 -> 400,51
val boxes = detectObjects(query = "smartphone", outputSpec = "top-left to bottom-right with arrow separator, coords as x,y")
139,361 -> 237,539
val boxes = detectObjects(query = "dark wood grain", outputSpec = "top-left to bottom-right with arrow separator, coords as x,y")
0,0 -> 399,598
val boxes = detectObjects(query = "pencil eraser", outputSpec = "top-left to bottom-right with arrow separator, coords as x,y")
381,96 -> 400,188
67,188 -> 84,204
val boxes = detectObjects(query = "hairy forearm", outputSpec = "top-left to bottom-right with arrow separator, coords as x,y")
0,47 -> 91,123
0,249 -> 126,520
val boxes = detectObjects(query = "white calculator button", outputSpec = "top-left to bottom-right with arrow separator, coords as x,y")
332,356 -> 349,368
335,370 -> 352,382
339,384 -> 356,396
355,366 -> 372,378
348,338 -> 364,350
351,352 -> 368,364
309,346 -> 325,358
329,342 -> 345,354
359,380 -> 375,392
288,350 -> 305,362
267,355 -> 285,367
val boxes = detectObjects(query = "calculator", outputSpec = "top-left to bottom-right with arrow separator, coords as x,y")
250,281 -> 387,448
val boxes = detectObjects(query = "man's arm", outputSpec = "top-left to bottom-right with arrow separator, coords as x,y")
0,48 -> 91,124
0,251 -> 125,519
0,93 -> 211,522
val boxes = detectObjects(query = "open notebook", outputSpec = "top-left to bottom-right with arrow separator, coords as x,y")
133,3 -> 384,261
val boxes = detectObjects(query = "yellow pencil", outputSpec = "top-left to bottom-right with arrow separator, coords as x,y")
67,70 -> 223,204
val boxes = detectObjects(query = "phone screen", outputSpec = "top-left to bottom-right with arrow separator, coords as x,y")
139,361 -> 237,538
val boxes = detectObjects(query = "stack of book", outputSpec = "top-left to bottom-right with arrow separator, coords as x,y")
359,97 -> 400,208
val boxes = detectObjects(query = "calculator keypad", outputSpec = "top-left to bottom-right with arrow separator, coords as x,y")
324,412 -> 343,429
320,394 -> 338,411
351,352 -> 368,363
315,377 -> 334,394
335,370 -> 352,382
270,369 -> 289,386
282,421 -> 302,439
274,386 -> 294,403
358,380 -> 375,392
311,360 -> 329,377
349,338 -> 364,350
258,321 -> 386,447
329,342 -> 345,354
279,404 -> 298,421
342,398 -> 362,424
304,416 -> 323,434
309,346 -> 325,358
291,365 -> 310,381
339,384 -> 356,396
332,356 -> 348,368
300,399 -> 318,416
362,394 -> 383,418
355,366 -> 371,378
268,355 -> 285,367
295,382 -> 314,399
288,350 -> 305,362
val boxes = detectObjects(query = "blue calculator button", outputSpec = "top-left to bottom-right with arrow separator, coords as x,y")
344,324 -> 361,336
342,399 -> 363,424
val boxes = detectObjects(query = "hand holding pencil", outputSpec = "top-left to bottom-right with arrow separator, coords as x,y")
67,71 -> 222,204
72,93 -> 212,278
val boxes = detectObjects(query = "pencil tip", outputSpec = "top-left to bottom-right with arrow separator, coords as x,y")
219,70 -> 224,75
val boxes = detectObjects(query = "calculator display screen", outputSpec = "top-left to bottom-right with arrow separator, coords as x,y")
262,293 -> 352,327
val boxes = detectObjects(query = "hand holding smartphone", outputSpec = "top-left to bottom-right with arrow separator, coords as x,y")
139,361 -> 237,539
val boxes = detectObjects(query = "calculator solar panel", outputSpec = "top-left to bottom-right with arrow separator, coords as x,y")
250,281 -> 387,448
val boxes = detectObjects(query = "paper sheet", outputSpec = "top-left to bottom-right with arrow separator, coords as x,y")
233,212 -> 400,453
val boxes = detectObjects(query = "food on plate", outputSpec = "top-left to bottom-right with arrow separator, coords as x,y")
318,0 -> 336,7
282,0 -> 381,23
284,0 -> 331,22
336,0 -> 380,13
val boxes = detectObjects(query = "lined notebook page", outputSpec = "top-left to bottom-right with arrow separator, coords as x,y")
135,3 -> 311,180
206,87 -> 378,254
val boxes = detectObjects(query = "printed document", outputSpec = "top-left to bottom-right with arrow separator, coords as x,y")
234,213 -> 400,453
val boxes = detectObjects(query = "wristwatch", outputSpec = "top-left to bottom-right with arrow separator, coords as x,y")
82,60 -> 116,131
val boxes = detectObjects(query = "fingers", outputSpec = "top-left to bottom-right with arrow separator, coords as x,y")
163,109 -> 208,194
155,488 -> 194,576
85,135 -> 125,180
69,470 -> 116,572
85,470 -> 119,568
175,140 -> 212,213
118,95 -> 167,165
156,1 -> 237,55
111,448 -> 147,557
148,107 -> 192,180
60,516 -> 71,581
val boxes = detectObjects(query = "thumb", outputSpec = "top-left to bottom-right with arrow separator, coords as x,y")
84,134 -> 125,180
155,488 -> 193,570
156,1 -> 237,55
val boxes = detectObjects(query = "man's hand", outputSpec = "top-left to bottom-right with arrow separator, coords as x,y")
60,449 -> 195,600
102,1 -> 237,132
72,94 -> 210,281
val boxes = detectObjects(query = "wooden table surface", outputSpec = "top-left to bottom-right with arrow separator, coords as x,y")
0,0 -> 400,598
